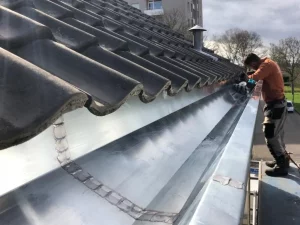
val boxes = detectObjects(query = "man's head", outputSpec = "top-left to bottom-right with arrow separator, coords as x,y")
244,53 -> 261,70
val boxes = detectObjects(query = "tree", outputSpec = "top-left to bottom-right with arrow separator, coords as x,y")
213,28 -> 263,65
156,8 -> 192,40
270,37 -> 300,103
203,34 -> 219,52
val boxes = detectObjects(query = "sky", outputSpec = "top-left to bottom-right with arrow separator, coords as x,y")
203,0 -> 300,45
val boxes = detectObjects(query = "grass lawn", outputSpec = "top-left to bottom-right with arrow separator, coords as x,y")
284,85 -> 300,93
285,85 -> 300,112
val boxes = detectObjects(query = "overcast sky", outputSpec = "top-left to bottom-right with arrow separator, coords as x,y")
203,0 -> 300,45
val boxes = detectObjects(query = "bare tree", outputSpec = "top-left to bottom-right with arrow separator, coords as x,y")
270,37 -> 300,102
156,8 -> 192,40
213,28 -> 263,65
203,34 -> 219,52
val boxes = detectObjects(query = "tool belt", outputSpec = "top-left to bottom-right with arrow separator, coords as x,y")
264,98 -> 286,120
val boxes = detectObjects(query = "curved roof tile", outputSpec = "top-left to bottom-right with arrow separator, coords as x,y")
0,48 -> 88,150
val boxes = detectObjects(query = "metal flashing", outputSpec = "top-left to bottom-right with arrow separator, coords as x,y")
0,86 -> 249,225
183,81 -> 262,225
0,85 -> 224,197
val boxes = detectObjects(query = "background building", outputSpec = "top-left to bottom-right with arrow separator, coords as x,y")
125,0 -> 203,26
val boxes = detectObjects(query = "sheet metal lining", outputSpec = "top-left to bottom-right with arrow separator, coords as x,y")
182,82 -> 262,225
0,87 -> 248,225
0,86 -> 221,197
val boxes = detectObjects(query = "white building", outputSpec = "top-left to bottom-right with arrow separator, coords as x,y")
125,0 -> 203,26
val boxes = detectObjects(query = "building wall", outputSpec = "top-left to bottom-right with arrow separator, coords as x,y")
198,0 -> 203,26
125,0 -> 147,11
124,0 -> 203,27
162,0 -> 184,12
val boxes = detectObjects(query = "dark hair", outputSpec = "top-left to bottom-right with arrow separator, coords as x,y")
244,53 -> 260,66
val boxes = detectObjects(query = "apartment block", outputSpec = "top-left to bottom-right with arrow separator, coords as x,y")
125,0 -> 203,26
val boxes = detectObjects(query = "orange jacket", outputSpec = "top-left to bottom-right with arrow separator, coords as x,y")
248,57 -> 285,103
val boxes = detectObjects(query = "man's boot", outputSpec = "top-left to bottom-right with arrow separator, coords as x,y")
265,154 -> 289,177
265,153 -> 290,168
265,147 -> 278,168
265,160 -> 276,168
265,144 -> 290,168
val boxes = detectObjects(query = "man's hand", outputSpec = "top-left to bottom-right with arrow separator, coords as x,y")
247,71 -> 255,80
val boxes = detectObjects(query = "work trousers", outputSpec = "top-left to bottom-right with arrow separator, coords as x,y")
262,99 -> 287,157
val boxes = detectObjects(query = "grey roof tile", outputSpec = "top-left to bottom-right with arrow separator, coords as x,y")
118,52 -> 188,94
161,57 -> 211,85
28,0 -> 73,19
82,46 -> 171,99
15,6 -> 98,51
143,55 -> 201,91
0,0 -> 31,9
14,5 -> 171,99
94,25 -> 150,55
52,0 -> 104,26
62,17 -> 129,51
0,48 -> 88,150
0,0 -> 244,150
16,39 -> 143,113
0,6 -> 54,49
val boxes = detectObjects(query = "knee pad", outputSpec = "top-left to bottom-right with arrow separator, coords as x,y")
263,123 -> 275,139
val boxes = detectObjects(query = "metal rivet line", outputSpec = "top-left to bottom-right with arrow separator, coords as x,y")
53,117 -> 178,223
53,116 -> 71,166
62,162 -> 179,223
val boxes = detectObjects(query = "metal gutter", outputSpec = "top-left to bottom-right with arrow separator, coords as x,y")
0,87 -> 248,225
0,83 -> 262,225
179,81 -> 262,225
0,84 -> 223,197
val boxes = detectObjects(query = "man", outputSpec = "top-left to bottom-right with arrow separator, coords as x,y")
244,53 -> 289,177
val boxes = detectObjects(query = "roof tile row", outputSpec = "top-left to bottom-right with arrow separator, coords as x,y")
0,0 -> 243,150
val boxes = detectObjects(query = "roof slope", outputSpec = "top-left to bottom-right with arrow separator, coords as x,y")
0,0 -> 243,150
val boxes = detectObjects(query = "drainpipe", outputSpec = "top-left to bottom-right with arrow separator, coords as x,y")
189,25 -> 218,61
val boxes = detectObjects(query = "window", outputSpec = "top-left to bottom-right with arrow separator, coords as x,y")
131,3 -> 140,9
148,0 -> 162,10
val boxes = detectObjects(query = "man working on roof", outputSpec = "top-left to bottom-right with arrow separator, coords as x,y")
244,53 -> 289,177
